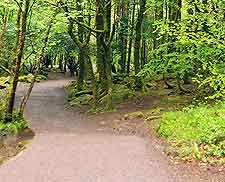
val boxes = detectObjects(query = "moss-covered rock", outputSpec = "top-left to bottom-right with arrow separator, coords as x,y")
69,94 -> 93,106
124,111 -> 144,120
18,74 -> 47,83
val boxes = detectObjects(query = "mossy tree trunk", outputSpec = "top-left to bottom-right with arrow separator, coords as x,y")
96,0 -> 106,81
76,0 -> 85,90
5,0 -> 30,122
119,3 -> 129,74
0,6 -> 10,68
96,0 -> 115,110
19,10 -> 58,116
133,0 -> 146,89
127,0 -> 136,74
62,1 -> 91,91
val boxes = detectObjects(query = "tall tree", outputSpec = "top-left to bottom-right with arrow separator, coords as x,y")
5,0 -> 30,122
133,0 -> 146,88
96,0 -> 115,109
119,1 -> 129,73
19,10 -> 58,115
127,0 -> 136,74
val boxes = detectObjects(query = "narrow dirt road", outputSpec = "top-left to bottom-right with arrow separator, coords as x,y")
0,75 -> 221,182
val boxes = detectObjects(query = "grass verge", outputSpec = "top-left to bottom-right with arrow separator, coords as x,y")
157,101 -> 225,164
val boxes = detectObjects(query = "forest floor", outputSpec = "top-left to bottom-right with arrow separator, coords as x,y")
0,129 -> 34,166
0,72 -> 225,182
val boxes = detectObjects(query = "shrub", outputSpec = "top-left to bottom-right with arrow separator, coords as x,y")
0,117 -> 28,136
0,94 -> 29,137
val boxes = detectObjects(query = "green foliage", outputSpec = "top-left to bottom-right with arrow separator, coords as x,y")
0,116 -> 28,136
19,74 -> 47,83
0,92 -> 7,120
158,102 -> 225,161
0,97 -> 28,136
141,0 -> 225,101
0,76 -> 10,86
195,63 -> 225,100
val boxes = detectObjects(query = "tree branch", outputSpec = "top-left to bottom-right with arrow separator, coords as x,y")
12,0 -> 23,11
0,64 -> 11,75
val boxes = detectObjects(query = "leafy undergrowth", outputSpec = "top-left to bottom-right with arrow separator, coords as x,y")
19,74 -> 47,83
0,74 -> 47,86
0,97 -> 32,165
0,101 -> 32,165
0,99 -> 29,137
0,116 -> 29,137
158,102 -> 225,165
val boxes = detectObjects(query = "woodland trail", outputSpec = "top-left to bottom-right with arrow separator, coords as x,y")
0,74 -> 221,182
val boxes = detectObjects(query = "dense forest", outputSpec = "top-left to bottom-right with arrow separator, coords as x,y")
1,0 -> 225,163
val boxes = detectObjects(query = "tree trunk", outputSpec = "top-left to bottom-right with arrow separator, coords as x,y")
105,0 -> 114,110
133,0 -> 146,89
19,11 -> 57,116
76,0 -> 85,90
86,56 -> 97,108
58,54 -> 63,71
96,0 -> 106,81
141,39 -> 146,68
127,0 -> 136,74
0,9 -> 9,52
5,0 -> 30,122
119,3 -> 129,73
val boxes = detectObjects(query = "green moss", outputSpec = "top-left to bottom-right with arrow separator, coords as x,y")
70,94 -> 93,106
99,84 -> 135,105
66,84 -> 76,101
124,111 -> 144,120
66,83 -> 136,111
19,74 -> 47,83
36,75 -> 48,82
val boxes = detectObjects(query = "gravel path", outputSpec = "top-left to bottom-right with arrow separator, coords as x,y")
0,75 -> 220,182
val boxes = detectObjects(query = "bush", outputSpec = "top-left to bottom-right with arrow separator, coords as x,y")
158,102 -> 225,162
0,97 -> 29,137
0,117 -> 29,137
